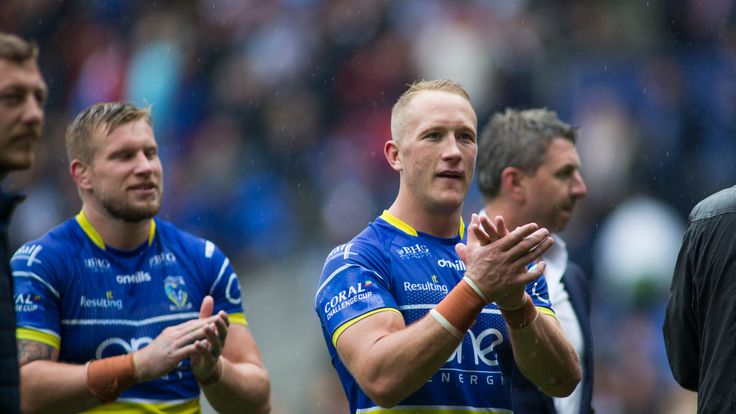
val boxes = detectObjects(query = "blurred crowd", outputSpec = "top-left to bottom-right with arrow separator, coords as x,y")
3,0 -> 735,412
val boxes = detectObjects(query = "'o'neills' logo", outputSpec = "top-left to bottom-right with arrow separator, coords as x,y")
437,258 -> 466,271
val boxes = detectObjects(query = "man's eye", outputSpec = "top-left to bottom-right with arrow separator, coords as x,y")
35,91 -> 47,106
458,133 -> 475,142
556,168 -> 575,179
0,94 -> 22,106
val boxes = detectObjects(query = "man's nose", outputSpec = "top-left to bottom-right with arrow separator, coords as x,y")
571,171 -> 587,198
21,94 -> 44,126
133,152 -> 154,174
441,134 -> 463,160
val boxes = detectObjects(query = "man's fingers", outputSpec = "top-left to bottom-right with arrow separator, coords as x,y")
478,214 -> 500,243
515,261 -> 547,287
217,310 -> 230,328
510,234 -> 554,265
174,343 -> 202,361
199,295 -> 214,319
505,228 -> 551,260
495,223 -> 540,251
213,318 -> 228,342
204,324 -> 224,356
455,243 -> 467,263
196,339 -> 217,361
174,314 -> 221,333
494,216 -> 509,237
175,330 -> 208,349
466,214 -> 482,248
472,222 -> 492,246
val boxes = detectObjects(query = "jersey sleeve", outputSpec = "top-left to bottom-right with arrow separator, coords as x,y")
526,265 -> 555,318
315,240 -> 400,346
11,242 -> 64,349
201,240 -> 247,327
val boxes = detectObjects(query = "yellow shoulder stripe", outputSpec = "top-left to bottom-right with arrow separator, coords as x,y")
537,306 -> 557,319
16,327 -> 60,349
228,312 -> 248,327
331,307 -> 402,346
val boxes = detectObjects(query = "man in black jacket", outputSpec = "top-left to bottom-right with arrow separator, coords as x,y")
477,108 -> 594,414
664,185 -> 736,414
0,33 -> 46,413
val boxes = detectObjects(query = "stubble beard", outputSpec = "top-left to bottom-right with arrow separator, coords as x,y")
99,192 -> 161,223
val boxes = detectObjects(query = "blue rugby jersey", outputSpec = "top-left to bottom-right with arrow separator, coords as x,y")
315,211 -> 556,414
12,212 -> 247,413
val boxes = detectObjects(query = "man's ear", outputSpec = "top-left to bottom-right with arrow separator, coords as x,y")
384,140 -> 402,172
70,159 -> 93,190
499,166 -> 528,202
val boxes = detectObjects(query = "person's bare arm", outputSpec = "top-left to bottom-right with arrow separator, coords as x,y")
197,323 -> 271,414
335,309 -> 460,407
17,339 -> 97,414
469,214 -> 580,396
507,313 -> 581,396
18,314 -> 224,414
334,220 -> 551,408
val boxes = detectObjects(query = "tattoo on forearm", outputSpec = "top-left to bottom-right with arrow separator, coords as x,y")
17,339 -> 58,366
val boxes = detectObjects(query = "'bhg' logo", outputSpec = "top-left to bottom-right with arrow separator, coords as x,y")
396,243 -> 430,260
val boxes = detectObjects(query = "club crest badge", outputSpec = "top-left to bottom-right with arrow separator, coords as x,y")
164,275 -> 192,310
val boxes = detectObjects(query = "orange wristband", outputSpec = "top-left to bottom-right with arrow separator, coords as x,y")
431,279 -> 486,339
86,353 -> 137,404
500,293 -> 538,330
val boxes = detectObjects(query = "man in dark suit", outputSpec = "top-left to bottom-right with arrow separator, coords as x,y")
477,108 -> 594,414
0,32 -> 47,413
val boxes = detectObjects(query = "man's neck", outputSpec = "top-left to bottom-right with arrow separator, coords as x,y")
387,195 -> 463,239
81,204 -> 152,251
482,198 -> 525,231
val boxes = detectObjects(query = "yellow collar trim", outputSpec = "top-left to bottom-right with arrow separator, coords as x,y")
381,210 -> 465,239
75,210 -> 156,251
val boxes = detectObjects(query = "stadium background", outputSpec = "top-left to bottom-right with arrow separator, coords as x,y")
4,1 -> 734,412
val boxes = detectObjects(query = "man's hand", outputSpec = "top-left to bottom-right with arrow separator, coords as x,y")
131,299 -> 228,381
457,214 -> 553,309
190,295 -> 230,381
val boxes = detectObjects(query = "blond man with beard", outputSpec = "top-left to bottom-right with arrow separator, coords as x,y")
12,102 -> 270,413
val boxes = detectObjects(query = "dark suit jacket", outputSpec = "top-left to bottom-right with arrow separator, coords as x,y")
0,191 -> 22,414
510,261 -> 594,414
664,185 -> 736,413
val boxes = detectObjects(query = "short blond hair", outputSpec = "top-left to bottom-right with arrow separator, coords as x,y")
0,33 -> 38,64
65,102 -> 153,164
390,79 -> 472,142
